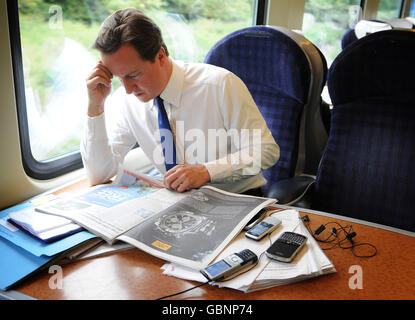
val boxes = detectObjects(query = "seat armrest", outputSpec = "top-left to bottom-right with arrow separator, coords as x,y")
265,176 -> 315,206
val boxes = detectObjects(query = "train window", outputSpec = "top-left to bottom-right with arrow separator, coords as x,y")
302,0 -> 362,67
411,0 -> 415,16
9,0 -> 261,180
377,0 -> 403,20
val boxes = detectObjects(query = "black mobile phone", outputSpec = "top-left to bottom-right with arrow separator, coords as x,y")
200,249 -> 258,281
265,232 -> 307,263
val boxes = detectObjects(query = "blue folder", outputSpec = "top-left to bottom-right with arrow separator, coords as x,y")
0,199 -> 97,290
0,235 -> 51,290
0,171 -> 157,290
0,201 -> 96,257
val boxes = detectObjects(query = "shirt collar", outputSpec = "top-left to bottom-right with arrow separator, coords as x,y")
159,59 -> 184,108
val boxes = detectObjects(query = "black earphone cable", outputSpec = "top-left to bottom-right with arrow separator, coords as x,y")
302,215 -> 377,258
155,280 -> 210,300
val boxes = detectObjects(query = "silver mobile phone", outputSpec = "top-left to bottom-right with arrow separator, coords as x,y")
245,216 -> 281,241
200,249 -> 258,281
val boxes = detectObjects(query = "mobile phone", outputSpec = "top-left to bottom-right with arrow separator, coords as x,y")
245,216 -> 281,241
266,232 -> 307,263
200,249 -> 258,281
243,209 -> 267,230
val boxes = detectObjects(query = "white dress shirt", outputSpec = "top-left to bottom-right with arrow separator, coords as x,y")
81,59 -> 279,193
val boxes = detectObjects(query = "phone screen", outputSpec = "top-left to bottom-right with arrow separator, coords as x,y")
204,260 -> 231,278
248,222 -> 272,237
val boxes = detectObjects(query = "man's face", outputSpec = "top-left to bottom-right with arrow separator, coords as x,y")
102,43 -> 166,102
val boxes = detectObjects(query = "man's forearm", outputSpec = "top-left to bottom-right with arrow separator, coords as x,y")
81,114 -> 118,185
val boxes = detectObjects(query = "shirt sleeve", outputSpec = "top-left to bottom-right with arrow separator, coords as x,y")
203,73 -> 280,184
80,99 -> 136,185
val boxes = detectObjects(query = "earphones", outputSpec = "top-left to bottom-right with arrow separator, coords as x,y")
301,215 -> 377,258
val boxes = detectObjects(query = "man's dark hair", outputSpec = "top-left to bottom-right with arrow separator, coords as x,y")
92,8 -> 169,62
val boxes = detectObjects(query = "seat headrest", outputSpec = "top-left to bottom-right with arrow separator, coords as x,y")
204,26 -> 311,104
354,20 -> 392,39
387,18 -> 414,29
328,30 -> 415,105
405,17 -> 415,27
341,28 -> 358,49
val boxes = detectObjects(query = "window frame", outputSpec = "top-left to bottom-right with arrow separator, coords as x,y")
398,0 -> 406,17
7,0 -> 266,180
377,0 -> 404,19
7,0 -> 83,180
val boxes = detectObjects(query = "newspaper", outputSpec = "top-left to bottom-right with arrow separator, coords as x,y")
35,173 -> 275,269
118,186 -> 275,269
35,174 -> 187,244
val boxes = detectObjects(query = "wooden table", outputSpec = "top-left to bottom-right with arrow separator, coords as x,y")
12,180 -> 415,300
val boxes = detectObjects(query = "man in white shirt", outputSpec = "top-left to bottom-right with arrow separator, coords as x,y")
82,8 -> 279,194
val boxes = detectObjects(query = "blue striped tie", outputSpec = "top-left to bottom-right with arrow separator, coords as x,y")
154,96 -> 177,171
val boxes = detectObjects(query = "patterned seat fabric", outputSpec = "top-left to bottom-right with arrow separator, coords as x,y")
314,30 -> 415,232
204,26 -> 312,190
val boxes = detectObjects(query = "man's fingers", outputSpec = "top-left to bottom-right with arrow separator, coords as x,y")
86,68 -> 112,83
97,61 -> 113,78
86,76 -> 111,90
164,166 -> 182,189
170,173 -> 187,191
164,165 -> 210,192
164,166 -> 193,191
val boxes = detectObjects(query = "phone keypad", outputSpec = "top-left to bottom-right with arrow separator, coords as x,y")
279,232 -> 306,245
236,249 -> 257,264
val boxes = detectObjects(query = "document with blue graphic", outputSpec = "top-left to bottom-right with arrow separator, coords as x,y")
35,176 -> 187,244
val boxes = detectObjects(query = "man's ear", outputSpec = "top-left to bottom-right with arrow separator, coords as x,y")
158,47 -> 167,65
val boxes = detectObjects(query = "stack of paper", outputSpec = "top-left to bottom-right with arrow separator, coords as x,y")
8,207 -> 83,243
162,209 -> 336,293
246,222 -> 335,292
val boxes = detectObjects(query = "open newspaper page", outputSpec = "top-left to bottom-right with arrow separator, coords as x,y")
117,186 -> 276,270
35,173 -> 188,244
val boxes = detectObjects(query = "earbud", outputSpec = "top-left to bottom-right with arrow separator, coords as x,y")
346,231 -> 357,244
314,225 -> 325,235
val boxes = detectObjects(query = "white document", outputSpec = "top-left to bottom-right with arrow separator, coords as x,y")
9,208 -> 74,234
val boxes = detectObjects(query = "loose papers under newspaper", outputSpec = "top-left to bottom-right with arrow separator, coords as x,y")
162,209 -> 336,292
35,176 -> 275,270
8,208 -> 83,243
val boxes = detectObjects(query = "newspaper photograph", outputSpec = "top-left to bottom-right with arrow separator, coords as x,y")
118,186 -> 276,270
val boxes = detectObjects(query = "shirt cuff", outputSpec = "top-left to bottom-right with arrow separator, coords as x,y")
86,113 -> 108,141
204,157 -> 233,183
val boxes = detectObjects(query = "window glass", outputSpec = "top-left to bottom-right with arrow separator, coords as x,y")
411,0 -> 415,17
302,0 -> 362,67
17,0 -> 256,162
377,0 -> 402,20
